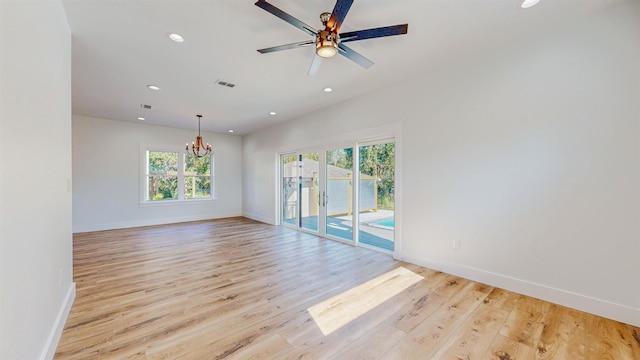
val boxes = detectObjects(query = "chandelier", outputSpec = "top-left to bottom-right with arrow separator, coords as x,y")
186,115 -> 211,157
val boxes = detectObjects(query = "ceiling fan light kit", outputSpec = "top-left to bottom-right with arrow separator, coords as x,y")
316,29 -> 339,58
255,0 -> 408,75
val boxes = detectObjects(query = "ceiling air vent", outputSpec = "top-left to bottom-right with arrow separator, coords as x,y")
140,104 -> 152,109
215,79 -> 236,88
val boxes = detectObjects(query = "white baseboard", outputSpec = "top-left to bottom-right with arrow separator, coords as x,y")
73,212 -> 243,233
242,211 -> 275,225
397,253 -> 640,327
40,282 -> 76,360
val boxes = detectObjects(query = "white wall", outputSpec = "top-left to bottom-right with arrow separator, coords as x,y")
72,116 -> 243,232
0,1 -> 75,359
242,1 -> 640,326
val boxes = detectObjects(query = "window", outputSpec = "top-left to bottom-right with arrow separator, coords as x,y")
143,148 -> 213,203
184,154 -> 211,199
147,151 -> 179,201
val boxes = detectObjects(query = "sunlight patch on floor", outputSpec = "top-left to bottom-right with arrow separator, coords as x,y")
307,266 -> 423,335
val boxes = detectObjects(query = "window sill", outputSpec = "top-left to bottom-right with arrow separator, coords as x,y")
139,198 -> 217,207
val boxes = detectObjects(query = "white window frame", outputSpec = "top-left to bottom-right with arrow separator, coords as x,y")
139,144 -> 215,206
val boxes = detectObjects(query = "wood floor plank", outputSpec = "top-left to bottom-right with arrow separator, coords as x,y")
499,294 -> 550,348
382,282 -> 489,359
628,324 -> 640,359
534,304 -> 587,359
286,286 -> 408,359
483,287 -> 521,313
282,298 -> 405,360
328,323 -> 406,360
386,275 -> 472,334
481,334 -> 536,360
305,266 -> 423,337
587,315 -> 638,360
54,218 -> 640,360
432,302 -> 509,359
225,333 -> 294,360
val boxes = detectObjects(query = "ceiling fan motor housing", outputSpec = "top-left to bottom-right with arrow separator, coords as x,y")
316,30 -> 339,57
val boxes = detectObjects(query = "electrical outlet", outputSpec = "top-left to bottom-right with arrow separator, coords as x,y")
452,239 -> 461,249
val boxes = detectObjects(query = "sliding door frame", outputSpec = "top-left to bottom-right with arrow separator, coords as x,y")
275,125 -> 402,256
354,138 -> 396,254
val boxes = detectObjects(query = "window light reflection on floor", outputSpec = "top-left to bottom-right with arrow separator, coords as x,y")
307,266 -> 424,335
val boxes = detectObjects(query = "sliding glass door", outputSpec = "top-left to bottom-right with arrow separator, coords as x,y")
358,140 -> 395,251
300,151 -> 319,232
324,146 -> 354,244
281,152 -> 319,233
280,139 -> 395,251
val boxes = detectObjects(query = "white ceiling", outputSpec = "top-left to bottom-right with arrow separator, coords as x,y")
62,0 -> 607,135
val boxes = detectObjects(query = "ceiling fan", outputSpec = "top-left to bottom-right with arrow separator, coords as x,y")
255,0 -> 408,75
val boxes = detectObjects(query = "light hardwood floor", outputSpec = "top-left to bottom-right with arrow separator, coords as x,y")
56,217 -> 639,359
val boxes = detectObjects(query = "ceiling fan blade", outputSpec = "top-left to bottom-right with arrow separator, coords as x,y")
308,55 -> 323,76
255,1 -> 317,36
258,40 -> 315,54
326,0 -> 354,32
340,24 -> 408,43
338,43 -> 374,69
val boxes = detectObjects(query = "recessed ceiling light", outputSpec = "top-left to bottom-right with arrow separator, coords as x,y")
147,85 -> 161,91
137,117 -> 145,121
269,111 -> 277,116
521,0 -> 540,8
228,130 -> 235,133
169,33 -> 184,42
323,87 -> 333,93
